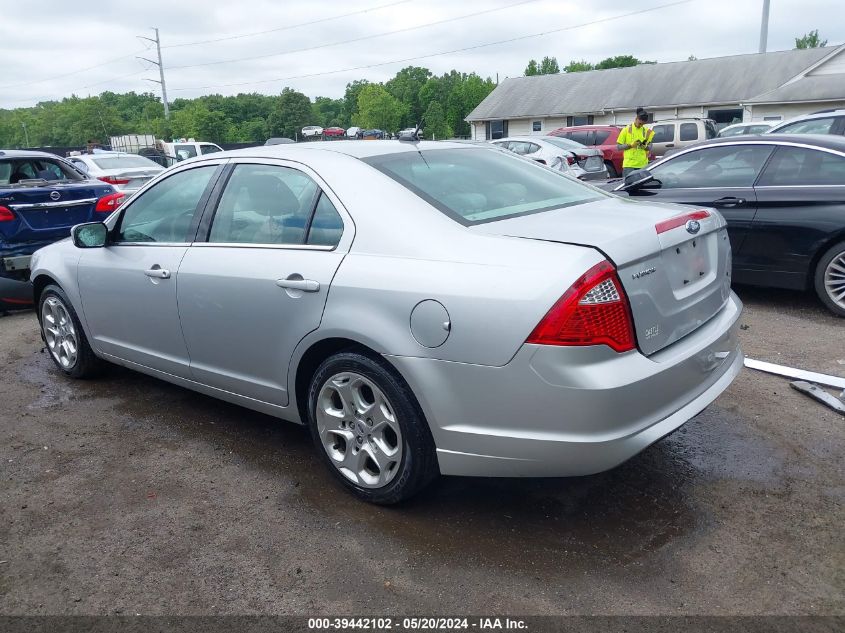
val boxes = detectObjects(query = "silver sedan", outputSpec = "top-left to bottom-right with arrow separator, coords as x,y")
66,152 -> 164,192
30,141 -> 743,504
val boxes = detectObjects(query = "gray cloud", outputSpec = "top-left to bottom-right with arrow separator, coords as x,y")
1,0 -> 841,108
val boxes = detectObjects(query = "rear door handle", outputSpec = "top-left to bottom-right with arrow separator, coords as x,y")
144,267 -> 171,279
665,143 -> 675,148
276,278 -> 320,292
712,196 -> 746,208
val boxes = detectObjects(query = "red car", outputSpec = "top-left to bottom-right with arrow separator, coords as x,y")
548,125 -> 654,178
323,127 -> 346,139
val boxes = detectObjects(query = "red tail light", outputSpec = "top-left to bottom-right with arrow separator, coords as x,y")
0,206 -> 14,222
99,176 -> 131,185
94,192 -> 125,213
526,260 -> 636,353
655,209 -> 710,234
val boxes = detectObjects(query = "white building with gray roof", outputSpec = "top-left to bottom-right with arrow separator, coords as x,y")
466,45 -> 845,140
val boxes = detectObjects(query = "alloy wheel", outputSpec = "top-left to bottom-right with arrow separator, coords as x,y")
41,296 -> 78,370
316,372 -> 403,489
824,251 -> 845,310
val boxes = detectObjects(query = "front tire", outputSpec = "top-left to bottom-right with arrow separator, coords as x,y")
814,240 -> 845,317
307,351 -> 438,504
38,284 -> 101,378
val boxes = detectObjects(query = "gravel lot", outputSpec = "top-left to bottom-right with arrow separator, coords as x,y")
1,286 -> 843,616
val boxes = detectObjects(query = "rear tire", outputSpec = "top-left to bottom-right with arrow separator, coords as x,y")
38,284 -> 102,378
814,240 -> 845,317
307,351 -> 438,504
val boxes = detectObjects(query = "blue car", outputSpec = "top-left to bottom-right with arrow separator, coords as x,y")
0,150 -> 121,310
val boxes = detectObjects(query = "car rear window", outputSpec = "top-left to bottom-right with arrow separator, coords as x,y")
92,155 -> 158,169
0,157 -> 83,184
363,148 -> 604,226
543,137 -> 584,151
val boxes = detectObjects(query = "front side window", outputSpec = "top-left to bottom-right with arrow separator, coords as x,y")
208,164 -> 319,245
363,148 -> 604,225
651,145 -> 773,189
680,123 -> 699,142
776,117 -> 837,135
116,166 -> 217,243
757,146 -> 845,187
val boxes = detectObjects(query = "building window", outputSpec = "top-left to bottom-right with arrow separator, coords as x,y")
532,121 -> 542,132
486,120 -> 508,140
566,115 -> 594,127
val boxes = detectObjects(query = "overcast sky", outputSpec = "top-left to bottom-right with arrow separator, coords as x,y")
1,0 -> 841,109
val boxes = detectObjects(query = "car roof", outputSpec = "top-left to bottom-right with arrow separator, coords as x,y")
0,149 -> 65,159
203,139 -> 484,161
663,133 -> 845,153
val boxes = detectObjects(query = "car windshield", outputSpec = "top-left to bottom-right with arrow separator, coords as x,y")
363,148 -> 604,225
92,155 -> 159,169
543,137 -> 585,150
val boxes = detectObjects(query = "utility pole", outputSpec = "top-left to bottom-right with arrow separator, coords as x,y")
759,0 -> 771,53
21,122 -> 29,147
138,27 -> 170,119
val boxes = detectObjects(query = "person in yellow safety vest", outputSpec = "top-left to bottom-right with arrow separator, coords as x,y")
616,108 -> 654,178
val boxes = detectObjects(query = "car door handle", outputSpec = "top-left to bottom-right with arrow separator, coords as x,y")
275,278 -> 320,292
665,143 -> 675,148
712,196 -> 746,208
144,268 -> 171,279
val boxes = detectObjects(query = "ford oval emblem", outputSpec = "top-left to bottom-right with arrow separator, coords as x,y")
50,191 -> 61,201
685,219 -> 701,235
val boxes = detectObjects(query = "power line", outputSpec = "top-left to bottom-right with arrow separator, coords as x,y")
168,0 -> 542,70
171,0 -> 694,91
0,49 -> 149,90
0,0 -> 411,92
162,0 -> 414,49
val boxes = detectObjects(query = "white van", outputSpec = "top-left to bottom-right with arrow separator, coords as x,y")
648,118 -> 718,157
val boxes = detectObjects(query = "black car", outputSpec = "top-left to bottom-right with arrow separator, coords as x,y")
603,134 -> 845,316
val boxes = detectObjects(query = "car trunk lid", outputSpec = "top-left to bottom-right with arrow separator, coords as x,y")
470,197 -> 732,355
97,168 -> 160,190
1,181 -> 114,243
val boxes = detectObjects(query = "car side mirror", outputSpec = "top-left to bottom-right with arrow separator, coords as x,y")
617,168 -> 656,192
72,222 -> 108,248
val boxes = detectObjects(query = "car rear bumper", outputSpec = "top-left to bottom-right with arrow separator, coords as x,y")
0,275 -> 34,308
387,292 -> 743,477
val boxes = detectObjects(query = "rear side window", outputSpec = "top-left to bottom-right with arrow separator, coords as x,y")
174,144 -> 198,161
593,130 -> 611,144
651,125 -> 673,143
776,117 -> 837,135
306,193 -> 344,247
200,145 -> 222,155
363,148 -> 604,225
209,164 -> 318,245
757,146 -> 845,186
680,123 -> 699,142
651,145 -> 773,188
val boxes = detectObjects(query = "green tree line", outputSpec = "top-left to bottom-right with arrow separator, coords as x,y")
0,66 -> 495,147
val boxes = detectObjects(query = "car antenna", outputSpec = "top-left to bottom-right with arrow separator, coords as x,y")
398,117 -> 425,143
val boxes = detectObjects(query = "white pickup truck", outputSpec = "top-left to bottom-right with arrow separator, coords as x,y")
109,136 -> 224,165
